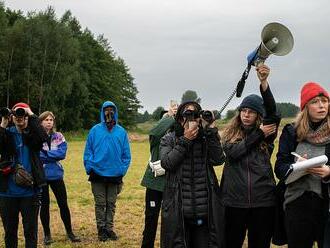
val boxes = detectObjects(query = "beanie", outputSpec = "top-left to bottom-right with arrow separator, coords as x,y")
300,82 -> 329,110
12,102 -> 30,110
238,94 -> 265,116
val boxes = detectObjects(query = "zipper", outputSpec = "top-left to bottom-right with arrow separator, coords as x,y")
191,144 -> 196,221
247,154 -> 251,206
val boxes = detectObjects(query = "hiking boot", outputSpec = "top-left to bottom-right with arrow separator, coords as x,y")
98,228 -> 108,242
43,234 -> 54,246
106,229 -> 118,241
67,232 -> 81,243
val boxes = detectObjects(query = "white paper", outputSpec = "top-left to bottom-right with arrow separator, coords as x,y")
285,155 -> 328,184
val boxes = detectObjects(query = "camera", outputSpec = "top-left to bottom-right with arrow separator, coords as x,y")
182,109 -> 215,123
0,107 -> 26,118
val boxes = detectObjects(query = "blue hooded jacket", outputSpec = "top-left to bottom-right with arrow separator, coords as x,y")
83,101 -> 131,177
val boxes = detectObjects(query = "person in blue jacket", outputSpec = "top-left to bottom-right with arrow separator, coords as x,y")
83,101 -> 131,242
0,102 -> 47,248
38,111 -> 80,245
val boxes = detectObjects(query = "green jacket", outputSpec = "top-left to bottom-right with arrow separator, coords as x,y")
140,116 -> 175,192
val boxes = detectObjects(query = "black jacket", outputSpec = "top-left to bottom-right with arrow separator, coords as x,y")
160,127 -> 225,248
220,85 -> 279,208
0,115 -> 47,192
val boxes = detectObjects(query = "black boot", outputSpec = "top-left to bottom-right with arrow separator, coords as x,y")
98,228 -> 108,242
43,234 -> 54,246
106,229 -> 118,241
67,232 -> 81,243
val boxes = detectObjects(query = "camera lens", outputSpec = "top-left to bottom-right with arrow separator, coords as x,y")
201,110 -> 213,123
183,109 -> 199,121
0,107 -> 11,117
14,108 -> 26,117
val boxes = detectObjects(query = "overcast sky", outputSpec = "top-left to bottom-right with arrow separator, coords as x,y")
5,0 -> 330,113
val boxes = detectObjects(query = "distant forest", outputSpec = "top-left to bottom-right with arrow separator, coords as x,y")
0,3 -> 140,130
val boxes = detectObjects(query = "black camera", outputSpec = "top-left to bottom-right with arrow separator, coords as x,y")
200,110 -> 214,123
0,108 -> 11,117
0,107 -> 26,118
182,109 -> 200,121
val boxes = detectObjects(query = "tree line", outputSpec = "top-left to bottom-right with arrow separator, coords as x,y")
0,3 -> 140,130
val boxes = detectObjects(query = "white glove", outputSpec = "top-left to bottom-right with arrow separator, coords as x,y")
149,160 -> 165,177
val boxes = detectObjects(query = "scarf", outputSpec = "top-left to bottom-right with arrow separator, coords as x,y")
306,120 -> 330,145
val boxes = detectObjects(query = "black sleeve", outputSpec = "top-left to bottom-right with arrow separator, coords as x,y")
274,124 -> 297,180
160,133 -> 192,172
224,129 -> 265,161
0,127 -> 16,161
23,115 -> 48,151
205,127 -> 225,166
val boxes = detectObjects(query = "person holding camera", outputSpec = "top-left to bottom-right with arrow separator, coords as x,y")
275,82 -> 330,248
220,64 -> 280,248
140,101 -> 177,248
38,111 -> 80,245
159,101 -> 226,248
0,102 -> 47,248
83,101 -> 131,242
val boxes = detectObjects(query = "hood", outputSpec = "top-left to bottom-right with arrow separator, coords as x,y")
175,101 -> 202,123
100,101 -> 118,123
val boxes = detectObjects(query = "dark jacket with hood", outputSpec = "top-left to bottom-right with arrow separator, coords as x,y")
220,85 -> 280,208
159,101 -> 226,248
0,115 -> 47,194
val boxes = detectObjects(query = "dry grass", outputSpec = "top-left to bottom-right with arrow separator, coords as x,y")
0,139 -> 288,248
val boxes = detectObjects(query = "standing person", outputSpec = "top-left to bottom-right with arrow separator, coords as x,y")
275,82 -> 330,248
220,64 -> 280,248
0,102 -> 47,248
140,102 -> 177,248
160,101 -> 226,248
38,111 -> 80,245
83,101 -> 131,242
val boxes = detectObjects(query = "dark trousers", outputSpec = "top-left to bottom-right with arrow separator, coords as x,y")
324,213 -> 330,248
91,181 -> 121,231
184,218 -> 209,248
0,195 -> 39,248
141,188 -> 163,248
40,179 -> 73,236
225,206 -> 275,248
285,192 -> 326,248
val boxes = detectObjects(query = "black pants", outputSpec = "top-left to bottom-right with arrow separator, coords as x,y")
285,192 -> 326,248
324,213 -> 330,248
40,179 -> 73,236
0,195 -> 39,248
184,218 -> 209,248
141,188 -> 163,248
225,206 -> 275,248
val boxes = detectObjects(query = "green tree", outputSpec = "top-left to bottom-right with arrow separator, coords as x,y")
181,90 -> 201,103
276,102 -> 299,118
152,106 -> 165,120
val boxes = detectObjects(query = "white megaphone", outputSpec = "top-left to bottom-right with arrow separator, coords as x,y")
247,22 -> 294,66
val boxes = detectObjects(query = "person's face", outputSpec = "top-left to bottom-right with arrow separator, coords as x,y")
104,106 -> 115,122
182,104 -> 200,126
41,115 -> 54,132
240,108 -> 258,126
12,108 -> 28,130
307,96 -> 329,122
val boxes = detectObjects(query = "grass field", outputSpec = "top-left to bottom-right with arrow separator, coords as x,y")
0,134 -> 289,247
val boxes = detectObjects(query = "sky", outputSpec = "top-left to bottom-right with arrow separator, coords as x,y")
5,0 -> 330,114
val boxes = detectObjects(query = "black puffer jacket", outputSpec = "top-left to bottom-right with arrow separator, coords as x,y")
160,126 -> 226,248
220,85 -> 279,208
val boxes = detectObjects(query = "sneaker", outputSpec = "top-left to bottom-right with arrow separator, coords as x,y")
98,228 -> 108,242
106,230 -> 118,241
67,232 -> 81,243
43,234 -> 54,246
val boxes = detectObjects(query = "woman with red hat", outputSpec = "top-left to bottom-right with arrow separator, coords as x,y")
275,82 -> 330,248
0,102 -> 47,248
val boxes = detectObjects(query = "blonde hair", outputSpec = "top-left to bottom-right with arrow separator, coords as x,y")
39,111 -> 56,133
294,103 -> 330,142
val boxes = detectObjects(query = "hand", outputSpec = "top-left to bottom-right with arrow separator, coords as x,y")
0,116 -> 9,128
256,64 -> 270,90
259,123 -> 276,137
184,122 -> 199,140
307,165 -> 330,178
24,107 -> 34,116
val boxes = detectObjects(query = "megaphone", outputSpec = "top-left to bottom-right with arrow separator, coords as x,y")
236,22 -> 294,97
247,22 -> 294,66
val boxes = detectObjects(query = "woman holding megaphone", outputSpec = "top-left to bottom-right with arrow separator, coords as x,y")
220,64 -> 280,248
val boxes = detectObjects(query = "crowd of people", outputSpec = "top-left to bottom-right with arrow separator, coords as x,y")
0,64 -> 329,248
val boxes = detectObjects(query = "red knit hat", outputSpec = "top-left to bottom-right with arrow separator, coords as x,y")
12,102 -> 30,110
300,82 -> 329,110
